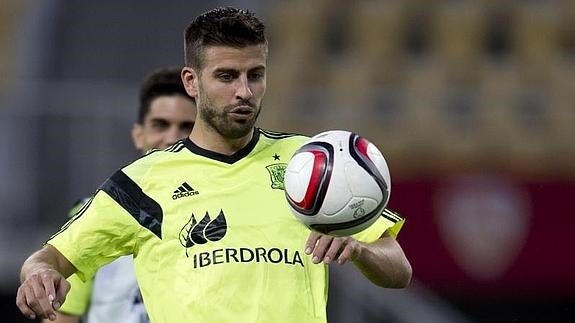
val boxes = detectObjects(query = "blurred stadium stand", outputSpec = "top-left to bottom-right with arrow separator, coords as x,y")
0,0 -> 29,94
1,1 -> 574,322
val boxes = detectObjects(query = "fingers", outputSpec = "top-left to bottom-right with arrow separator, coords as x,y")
54,277 -> 71,310
16,284 -> 37,320
305,231 -> 333,264
321,237 -> 344,264
32,274 -> 57,320
305,232 -> 359,265
16,270 -> 65,321
305,231 -> 321,256
336,239 -> 359,265
42,271 -> 57,308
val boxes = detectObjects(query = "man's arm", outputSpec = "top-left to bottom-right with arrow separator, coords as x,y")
351,231 -> 412,288
306,230 -> 412,288
16,244 -> 77,321
42,312 -> 81,323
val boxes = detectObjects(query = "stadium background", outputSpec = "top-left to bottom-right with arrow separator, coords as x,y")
1,0 -> 574,322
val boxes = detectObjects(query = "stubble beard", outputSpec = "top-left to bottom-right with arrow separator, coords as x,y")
197,87 -> 262,139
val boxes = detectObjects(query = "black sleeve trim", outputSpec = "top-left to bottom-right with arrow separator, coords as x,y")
381,208 -> 403,223
100,170 -> 163,238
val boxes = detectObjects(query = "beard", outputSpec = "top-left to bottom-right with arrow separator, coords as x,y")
197,85 -> 262,139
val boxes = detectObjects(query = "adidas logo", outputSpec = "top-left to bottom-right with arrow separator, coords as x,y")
172,182 -> 199,200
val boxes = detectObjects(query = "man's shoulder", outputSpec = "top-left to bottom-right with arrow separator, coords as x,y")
258,128 -> 307,139
122,140 -> 188,173
258,128 -> 308,145
139,140 -> 189,162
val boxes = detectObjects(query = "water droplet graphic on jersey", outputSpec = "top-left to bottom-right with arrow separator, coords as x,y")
204,210 -> 227,242
190,213 -> 210,245
179,210 -> 228,257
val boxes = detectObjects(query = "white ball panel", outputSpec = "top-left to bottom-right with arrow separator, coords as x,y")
344,162 -> 383,202
320,173 -> 353,216
367,142 -> 391,190
284,151 -> 316,202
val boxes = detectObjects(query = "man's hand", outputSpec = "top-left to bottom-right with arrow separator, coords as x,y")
16,267 -> 70,321
305,230 -> 412,288
16,245 -> 76,321
305,231 -> 363,265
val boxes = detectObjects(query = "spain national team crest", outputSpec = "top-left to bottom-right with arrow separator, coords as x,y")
266,163 -> 287,190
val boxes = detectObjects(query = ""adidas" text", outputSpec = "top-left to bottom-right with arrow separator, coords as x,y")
173,182 -> 199,200
172,191 -> 199,200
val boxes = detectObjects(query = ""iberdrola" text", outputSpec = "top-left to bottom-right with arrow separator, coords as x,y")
192,247 -> 304,268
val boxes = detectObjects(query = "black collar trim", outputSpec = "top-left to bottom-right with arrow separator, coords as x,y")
183,128 -> 260,164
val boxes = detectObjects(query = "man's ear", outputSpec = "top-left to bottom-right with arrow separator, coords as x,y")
181,67 -> 198,98
131,123 -> 144,151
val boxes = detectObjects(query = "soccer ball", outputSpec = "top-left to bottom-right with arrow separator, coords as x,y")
284,130 -> 391,236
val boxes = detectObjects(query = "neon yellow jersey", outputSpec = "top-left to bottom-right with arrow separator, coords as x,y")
57,198 -> 93,316
58,274 -> 92,315
48,128 -> 404,323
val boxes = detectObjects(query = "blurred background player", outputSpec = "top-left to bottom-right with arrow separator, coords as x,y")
45,66 -> 196,323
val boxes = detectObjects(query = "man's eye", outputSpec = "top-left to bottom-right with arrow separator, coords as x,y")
151,121 -> 169,129
218,74 -> 234,81
248,72 -> 264,81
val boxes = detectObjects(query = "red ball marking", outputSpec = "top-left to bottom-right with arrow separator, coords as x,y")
294,150 -> 327,210
355,137 -> 372,162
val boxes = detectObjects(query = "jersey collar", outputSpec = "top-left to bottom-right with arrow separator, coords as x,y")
183,128 -> 260,164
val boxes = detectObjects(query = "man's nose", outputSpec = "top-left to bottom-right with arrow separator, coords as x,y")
235,76 -> 253,100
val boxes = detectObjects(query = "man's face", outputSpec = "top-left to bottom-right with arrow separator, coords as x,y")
194,45 -> 266,139
132,95 -> 196,153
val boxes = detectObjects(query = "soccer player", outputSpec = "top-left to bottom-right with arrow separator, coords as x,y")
17,7 -> 411,323
44,67 -> 196,323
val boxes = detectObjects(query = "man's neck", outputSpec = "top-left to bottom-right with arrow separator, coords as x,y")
188,126 -> 254,156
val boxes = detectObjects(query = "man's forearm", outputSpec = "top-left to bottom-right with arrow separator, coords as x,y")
353,234 -> 412,288
42,312 -> 81,323
21,245 -> 76,282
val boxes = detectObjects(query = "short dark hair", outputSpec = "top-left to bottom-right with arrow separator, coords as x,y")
184,7 -> 267,69
138,66 -> 193,124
